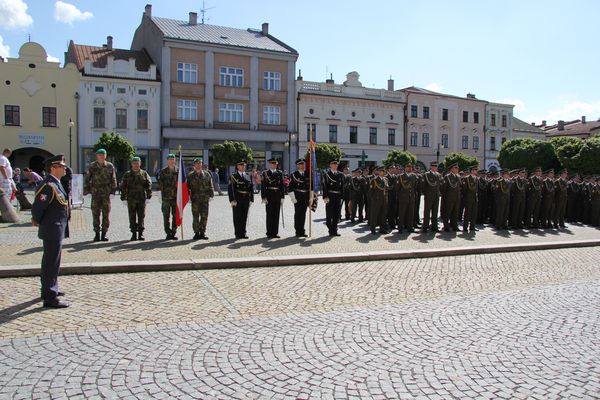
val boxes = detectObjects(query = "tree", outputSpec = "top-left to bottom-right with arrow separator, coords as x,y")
211,141 -> 254,168
577,137 -> 600,175
441,152 -> 479,171
383,150 -> 417,168
306,143 -> 342,169
498,138 -> 558,171
93,132 -> 135,163
551,137 -> 583,172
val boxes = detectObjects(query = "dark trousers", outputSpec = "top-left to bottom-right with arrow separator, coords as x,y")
233,198 -> 250,237
127,200 -> 146,233
265,192 -> 281,236
397,195 -> 415,230
463,198 -> 478,230
41,239 -> 62,301
294,199 -> 308,235
350,194 -> 364,221
510,197 -> 526,228
527,194 -> 541,227
423,194 -> 439,229
326,193 -> 342,234
161,199 -> 177,235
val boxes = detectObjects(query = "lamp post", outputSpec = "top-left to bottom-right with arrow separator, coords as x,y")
69,118 -> 75,166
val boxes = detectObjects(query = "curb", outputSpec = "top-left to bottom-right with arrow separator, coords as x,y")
1,239 -> 599,279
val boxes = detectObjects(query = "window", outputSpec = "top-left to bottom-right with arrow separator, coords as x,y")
349,126 -> 358,144
176,99 -> 197,120
219,103 -> 243,123
473,112 -> 479,124
388,128 -> 396,146
42,107 -> 57,127
473,136 -> 479,150
138,89 -> 147,95
462,135 -> 469,149
93,107 -> 105,128
441,133 -> 449,148
463,110 -> 469,123
422,132 -> 430,147
177,63 -> 198,83
410,132 -> 418,147
117,88 -> 126,94
442,108 -> 448,121
4,105 -> 20,126
490,136 -> 496,151
116,108 -> 127,129
502,115 -> 507,127
491,113 -> 497,127
262,106 -> 280,125
410,105 -> 418,118
423,106 -> 430,119
369,127 -> 377,144
137,109 -> 148,130
306,123 -> 316,141
220,67 -> 243,87
329,125 -> 338,143
263,71 -> 281,91
94,86 -> 104,92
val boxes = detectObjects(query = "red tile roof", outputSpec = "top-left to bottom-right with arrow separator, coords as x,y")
66,41 -> 153,73
545,119 -> 600,138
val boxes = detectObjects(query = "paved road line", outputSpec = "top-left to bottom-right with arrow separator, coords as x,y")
194,271 -> 240,317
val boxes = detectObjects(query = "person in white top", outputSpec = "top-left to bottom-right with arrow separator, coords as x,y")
0,148 -> 16,196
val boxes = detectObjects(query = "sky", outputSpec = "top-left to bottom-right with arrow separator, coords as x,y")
1,0 -> 599,125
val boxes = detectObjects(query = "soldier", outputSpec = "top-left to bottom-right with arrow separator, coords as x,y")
510,169 -> 528,229
566,174 -> 582,223
368,166 -> 389,234
493,169 -> 511,230
288,159 -> 310,237
386,165 -> 399,230
84,148 -> 117,241
461,165 -> 479,232
349,168 -> 365,223
591,177 -> 600,226
120,156 -> 152,241
31,154 -> 70,308
413,164 -> 423,229
526,167 -> 543,228
261,158 -> 285,238
441,163 -> 461,232
361,168 -> 371,221
228,160 -> 254,239
553,168 -> 568,229
157,154 -> 178,240
322,159 -> 345,236
582,176 -> 593,224
421,161 -> 441,232
477,170 -> 489,224
187,157 -> 214,240
540,169 -> 556,229
397,163 -> 417,233
342,166 -> 352,220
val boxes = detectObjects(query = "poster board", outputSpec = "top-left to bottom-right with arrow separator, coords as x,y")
71,174 -> 84,207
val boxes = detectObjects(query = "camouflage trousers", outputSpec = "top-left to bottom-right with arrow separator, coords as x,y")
91,195 -> 111,233
191,198 -> 210,234
161,198 -> 177,235
127,200 -> 146,233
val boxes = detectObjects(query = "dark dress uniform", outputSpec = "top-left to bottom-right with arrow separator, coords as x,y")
590,182 -> 600,226
566,180 -> 582,223
510,174 -> 528,229
476,174 -> 489,224
288,165 -> 310,237
261,167 -> 285,238
461,174 -> 478,232
553,176 -> 568,228
421,169 -> 441,232
413,173 -> 423,228
441,173 -> 461,231
540,175 -> 556,228
228,167 -> 254,238
31,156 -> 70,308
349,172 -> 365,222
397,172 -> 417,232
493,177 -> 511,229
368,172 -> 389,233
526,174 -> 543,228
322,165 -> 345,236
386,172 -> 398,229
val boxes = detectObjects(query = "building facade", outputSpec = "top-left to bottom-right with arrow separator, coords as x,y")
484,102 -> 514,171
131,5 -> 298,172
65,38 -> 161,174
297,72 -> 405,170
0,42 -> 79,173
402,87 -> 486,170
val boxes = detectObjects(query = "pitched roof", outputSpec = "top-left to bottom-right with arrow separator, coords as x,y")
400,86 -> 487,102
66,42 -> 153,72
149,16 -> 297,55
512,117 -> 546,134
544,119 -> 600,137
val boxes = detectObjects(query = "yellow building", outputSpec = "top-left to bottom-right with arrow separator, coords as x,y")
0,42 -> 80,174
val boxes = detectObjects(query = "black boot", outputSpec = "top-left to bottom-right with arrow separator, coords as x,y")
193,232 -> 201,240
93,232 -> 100,242
130,232 -> 137,241
101,231 -> 109,241
138,231 -> 145,241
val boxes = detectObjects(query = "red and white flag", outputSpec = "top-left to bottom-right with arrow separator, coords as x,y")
175,151 -> 189,226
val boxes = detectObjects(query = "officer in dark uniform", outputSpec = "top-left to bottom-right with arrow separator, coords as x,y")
461,165 -> 479,232
349,168 -> 365,223
510,169 -> 528,229
493,169 -> 511,229
397,163 -> 417,233
368,166 -> 389,234
386,165 -> 399,230
261,158 -> 285,238
228,160 -> 254,239
288,159 -> 310,237
321,159 -> 345,236
526,167 -> 543,228
421,161 -> 441,232
31,154 -> 70,308
553,168 -> 568,228
476,170 -> 489,224
441,163 -> 461,232
540,169 -> 556,229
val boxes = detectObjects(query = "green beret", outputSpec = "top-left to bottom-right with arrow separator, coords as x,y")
193,157 -> 203,163
167,153 -> 176,159
131,156 -> 141,162
96,148 -> 107,155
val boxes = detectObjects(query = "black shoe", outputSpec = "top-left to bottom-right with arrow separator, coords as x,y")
193,233 -> 201,240
407,228 -> 415,233
421,227 -> 429,233
199,234 -> 208,240
444,227 -> 450,232
138,233 -> 145,241
43,299 -> 70,308
432,228 -> 440,232
57,291 -> 65,297
296,233 -> 308,237
462,228 -> 468,233
93,232 -> 100,242
130,232 -> 137,241
380,230 -> 389,234
358,218 -> 364,222
101,231 -> 109,241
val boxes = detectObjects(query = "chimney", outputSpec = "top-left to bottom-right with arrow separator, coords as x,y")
466,93 -> 476,99
297,69 -> 303,81
541,120 -> 547,127
387,76 -> 394,91
325,73 -> 334,84
262,22 -> 269,35
581,115 -> 586,124
531,122 -> 536,126
107,36 -> 113,50
558,120 -> 565,131
144,4 -> 152,17
189,12 -> 197,25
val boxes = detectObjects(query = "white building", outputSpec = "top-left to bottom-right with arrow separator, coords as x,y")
65,37 -> 161,174
297,72 -> 405,170
485,102 -> 514,171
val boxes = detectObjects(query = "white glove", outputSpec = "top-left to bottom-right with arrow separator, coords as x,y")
209,197 -> 213,202
110,194 -> 115,200
323,197 -> 330,204
289,192 -> 297,204
230,201 -> 237,207
262,199 -> 267,205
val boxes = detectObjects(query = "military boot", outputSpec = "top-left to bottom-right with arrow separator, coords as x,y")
138,231 -> 145,241
101,231 -> 109,241
130,232 -> 137,241
93,232 -> 100,242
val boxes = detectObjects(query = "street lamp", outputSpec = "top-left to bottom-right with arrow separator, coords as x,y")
69,119 -> 75,166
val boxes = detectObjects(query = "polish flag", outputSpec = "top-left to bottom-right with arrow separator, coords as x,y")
176,151 -> 189,226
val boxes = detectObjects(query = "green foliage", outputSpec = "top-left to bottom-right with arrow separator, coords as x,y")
551,137 -> 583,171
211,141 -> 254,168
498,138 -> 558,171
577,137 -> 600,175
383,150 -> 417,168
93,132 -> 135,163
441,152 -> 479,171
306,143 -> 342,169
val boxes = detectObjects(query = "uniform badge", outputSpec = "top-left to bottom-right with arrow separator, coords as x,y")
39,194 -> 47,201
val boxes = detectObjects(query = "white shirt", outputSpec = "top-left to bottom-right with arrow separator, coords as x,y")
0,154 -> 13,181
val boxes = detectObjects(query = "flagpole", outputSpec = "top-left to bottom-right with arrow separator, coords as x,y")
179,145 -> 184,241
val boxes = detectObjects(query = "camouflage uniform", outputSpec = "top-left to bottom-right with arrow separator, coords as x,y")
157,166 -> 178,237
120,169 -> 152,235
187,169 -> 214,237
84,161 -> 117,235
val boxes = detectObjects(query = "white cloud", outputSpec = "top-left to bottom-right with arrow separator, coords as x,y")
495,98 -> 527,113
0,0 -> 33,30
47,54 -> 60,63
525,100 -> 600,125
54,1 -> 93,25
424,82 -> 443,92
0,35 -> 10,59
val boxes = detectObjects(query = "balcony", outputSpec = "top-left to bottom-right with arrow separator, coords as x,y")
170,119 -> 205,128
213,121 -> 250,130
258,123 -> 287,132
214,86 -> 250,101
259,89 -> 288,104
171,82 -> 205,98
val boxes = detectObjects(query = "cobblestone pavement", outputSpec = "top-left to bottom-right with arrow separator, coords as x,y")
1,247 -> 599,399
2,192 -> 599,267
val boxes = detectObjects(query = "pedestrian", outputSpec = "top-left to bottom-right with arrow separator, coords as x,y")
461,166 -> 479,232
349,168 -> 365,223
288,158 -> 310,237
211,168 -> 223,195
84,148 -> 117,241
321,159 -> 345,236
228,160 -> 254,239
441,163 -> 461,232
509,169 -> 528,229
553,169 -> 568,228
120,156 -> 152,241
526,167 -> 543,228
261,158 -> 285,238
368,166 -> 389,234
540,169 -> 556,229
31,154 -> 70,308
157,154 -> 178,240
493,169 -> 511,230
0,148 -> 16,197
23,168 -> 43,187
397,163 -> 417,233
421,161 -> 441,232
188,157 -> 214,240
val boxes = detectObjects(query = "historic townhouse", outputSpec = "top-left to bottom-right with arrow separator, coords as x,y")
484,102 -> 514,171
65,37 -> 161,174
297,72 -> 405,170
511,117 -> 546,141
401,87 -> 486,170
131,4 -> 298,171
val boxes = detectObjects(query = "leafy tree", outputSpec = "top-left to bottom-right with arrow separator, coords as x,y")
551,137 -> 583,171
441,152 -> 479,171
211,140 -> 254,168
383,150 -> 417,168
498,138 -> 558,171
577,137 -> 600,175
93,132 -> 135,163
306,143 -> 342,169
